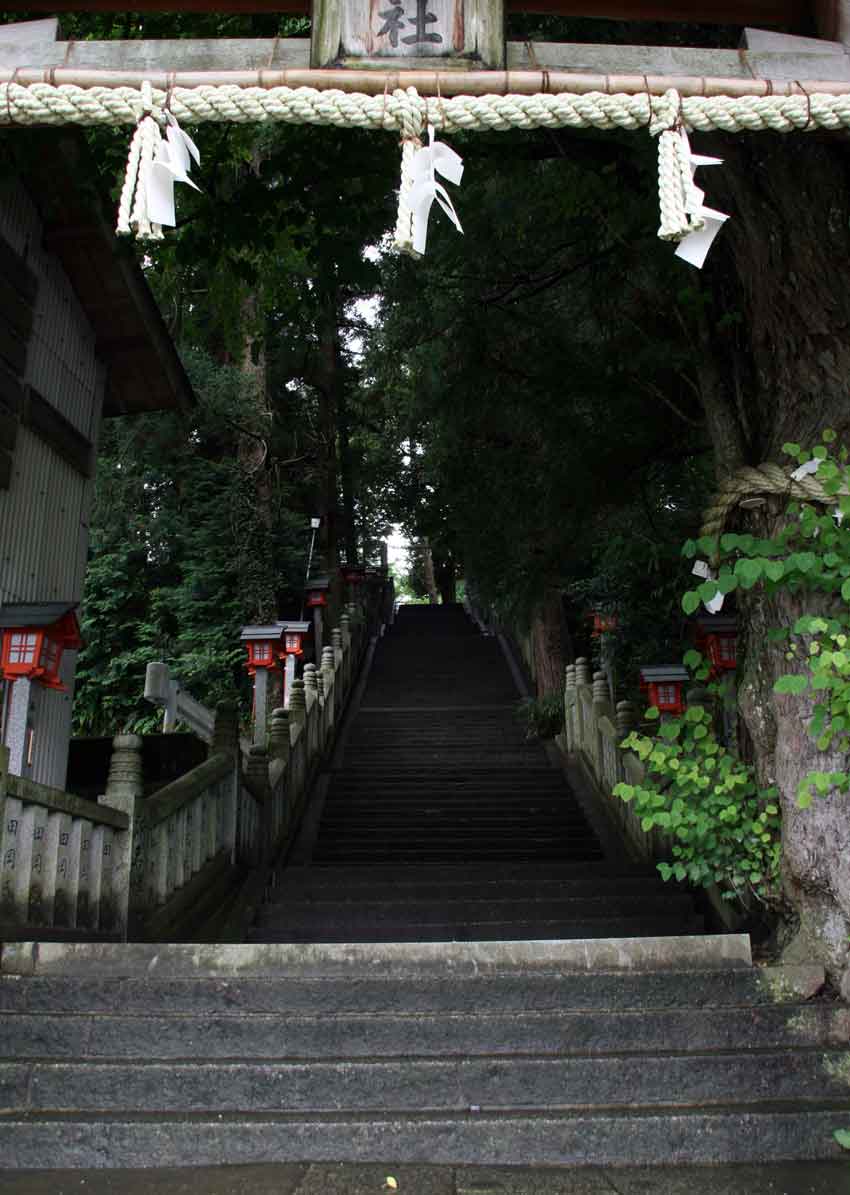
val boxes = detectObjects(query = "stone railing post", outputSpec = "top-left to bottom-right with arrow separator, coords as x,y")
592,670 -> 609,707
245,744 -> 270,864
289,678 -> 306,734
575,657 -> 591,688
615,700 -> 637,741
269,707 -> 290,765
211,702 -> 239,757
303,664 -> 319,760
563,664 -> 577,750
321,645 -> 337,723
102,733 -> 144,940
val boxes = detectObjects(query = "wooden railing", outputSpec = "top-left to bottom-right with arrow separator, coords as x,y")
0,578 -> 391,943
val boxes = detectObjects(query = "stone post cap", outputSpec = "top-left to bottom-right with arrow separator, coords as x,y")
112,733 -> 143,750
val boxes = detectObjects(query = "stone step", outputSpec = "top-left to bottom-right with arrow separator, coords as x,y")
247,916 -> 703,941
4,1106 -> 848,1169
316,813 -> 593,829
5,1049 -> 849,1116
4,1004 -> 845,1061
270,873 -> 671,902
273,862 -> 642,885
256,894 -> 697,924
1,967 -> 823,1020
308,848 -> 606,865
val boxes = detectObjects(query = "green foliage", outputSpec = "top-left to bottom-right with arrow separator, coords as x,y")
516,693 -> 565,742
681,435 -> 850,807
73,350 -> 308,737
614,695 -> 781,904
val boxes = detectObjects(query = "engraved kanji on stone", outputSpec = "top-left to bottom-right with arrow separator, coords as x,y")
3,849 -> 15,868
376,0 -> 442,48
6,818 -> 18,835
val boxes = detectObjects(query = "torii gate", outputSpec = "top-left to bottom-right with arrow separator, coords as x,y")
1,4 -> 850,259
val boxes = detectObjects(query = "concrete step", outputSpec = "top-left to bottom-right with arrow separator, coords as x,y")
4,1003 -> 846,1061
1,967 -> 823,1021
273,862 -> 650,886
270,873 -> 673,902
256,895 -> 697,924
3,1106 -> 849,1169
307,848 -> 607,865
6,1049 -> 849,1116
247,916 -> 704,942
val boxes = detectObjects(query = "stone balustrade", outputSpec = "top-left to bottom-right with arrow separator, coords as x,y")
0,745 -> 130,938
0,570 -> 392,943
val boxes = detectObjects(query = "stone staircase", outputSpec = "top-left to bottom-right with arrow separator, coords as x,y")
252,602 -> 703,943
1,602 -> 848,1170
0,940 -> 845,1167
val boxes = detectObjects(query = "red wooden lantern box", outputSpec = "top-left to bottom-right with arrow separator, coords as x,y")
639,666 -> 689,716
240,624 -> 284,676
305,577 -> 330,608
0,604 -> 82,692
695,615 -> 737,674
590,611 -> 617,637
280,621 -> 310,657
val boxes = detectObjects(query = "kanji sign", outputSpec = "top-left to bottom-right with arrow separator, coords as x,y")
312,0 -> 504,68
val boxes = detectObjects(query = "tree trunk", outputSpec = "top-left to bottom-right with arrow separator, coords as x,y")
706,133 -> 850,987
421,540 -> 439,605
531,589 -> 564,697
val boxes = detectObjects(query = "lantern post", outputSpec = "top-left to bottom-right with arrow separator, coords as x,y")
240,624 -> 285,745
0,603 -> 82,781
304,576 -> 330,658
279,620 -> 310,710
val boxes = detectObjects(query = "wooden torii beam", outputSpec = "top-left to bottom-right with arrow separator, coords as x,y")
2,15 -> 848,96
0,0 -> 818,22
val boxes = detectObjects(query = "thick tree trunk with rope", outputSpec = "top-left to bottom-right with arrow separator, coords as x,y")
703,134 -> 850,988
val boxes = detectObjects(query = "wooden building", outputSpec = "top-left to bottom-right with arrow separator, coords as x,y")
0,132 -> 193,790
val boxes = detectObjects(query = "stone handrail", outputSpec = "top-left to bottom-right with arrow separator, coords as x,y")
563,659 -> 673,863
1,746 -> 131,938
141,752 -> 234,828
0,572 -> 392,943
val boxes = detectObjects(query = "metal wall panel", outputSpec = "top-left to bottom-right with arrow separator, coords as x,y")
0,182 -> 105,787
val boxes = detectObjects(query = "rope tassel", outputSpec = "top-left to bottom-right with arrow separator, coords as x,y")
654,89 -> 729,268
116,81 -> 164,241
393,86 -> 426,258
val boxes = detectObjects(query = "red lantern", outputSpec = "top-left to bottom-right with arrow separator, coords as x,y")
0,606 -> 81,692
694,615 -> 737,677
305,577 -> 330,608
639,666 -> 689,716
240,625 -> 284,676
590,612 -> 617,637
280,621 -> 309,657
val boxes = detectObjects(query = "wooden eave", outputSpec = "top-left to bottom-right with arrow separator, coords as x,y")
16,132 -> 194,418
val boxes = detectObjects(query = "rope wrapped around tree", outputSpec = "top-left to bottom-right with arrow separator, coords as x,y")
699,462 -> 839,542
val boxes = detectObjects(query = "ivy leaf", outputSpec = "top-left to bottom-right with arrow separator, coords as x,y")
645,707 -> 660,720
774,675 -> 808,695
834,1129 -> 850,1150
782,442 -> 801,457
763,560 -> 785,583
734,558 -> 763,588
682,590 -> 701,615
683,649 -> 703,669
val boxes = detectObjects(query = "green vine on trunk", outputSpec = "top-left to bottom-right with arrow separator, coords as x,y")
681,432 -> 850,809
614,682 -> 781,905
